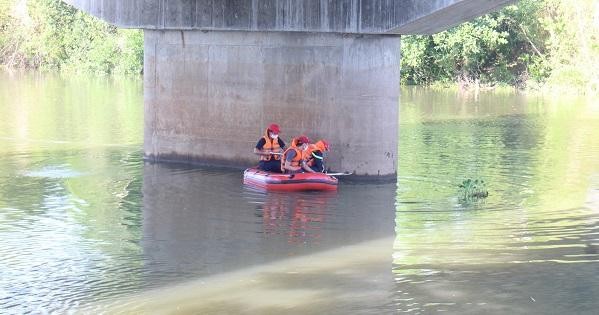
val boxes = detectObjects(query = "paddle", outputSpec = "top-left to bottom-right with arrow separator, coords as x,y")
325,172 -> 353,176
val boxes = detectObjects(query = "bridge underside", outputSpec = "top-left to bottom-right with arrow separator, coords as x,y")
65,0 -> 516,35
144,30 -> 399,177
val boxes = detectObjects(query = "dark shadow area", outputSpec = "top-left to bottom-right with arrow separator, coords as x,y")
140,162 -> 397,287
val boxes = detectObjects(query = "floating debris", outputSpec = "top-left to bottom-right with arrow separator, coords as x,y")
458,178 -> 489,201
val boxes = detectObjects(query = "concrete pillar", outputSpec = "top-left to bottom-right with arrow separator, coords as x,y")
144,30 -> 399,178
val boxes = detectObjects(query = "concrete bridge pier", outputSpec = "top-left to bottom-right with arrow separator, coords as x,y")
144,30 -> 399,177
64,0 -> 517,179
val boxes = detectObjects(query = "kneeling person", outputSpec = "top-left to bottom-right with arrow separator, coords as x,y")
303,139 -> 330,173
254,124 -> 285,173
282,136 -> 311,174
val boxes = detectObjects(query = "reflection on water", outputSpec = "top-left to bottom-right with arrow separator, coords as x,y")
256,191 -> 330,243
140,162 -> 395,289
1,71 -> 599,314
394,88 -> 599,314
130,164 -> 396,313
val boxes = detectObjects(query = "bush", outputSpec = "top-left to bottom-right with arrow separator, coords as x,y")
401,0 -> 598,93
0,0 -> 143,74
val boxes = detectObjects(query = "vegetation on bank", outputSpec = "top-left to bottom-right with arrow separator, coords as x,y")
0,0 -> 142,74
1,0 -> 598,92
401,0 -> 599,93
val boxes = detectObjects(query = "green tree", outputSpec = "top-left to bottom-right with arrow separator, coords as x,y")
539,0 -> 599,92
401,0 -> 597,93
401,0 -> 547,87
0,0 -> 143,74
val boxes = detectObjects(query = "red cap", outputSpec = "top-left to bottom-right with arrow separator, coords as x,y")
296,135 -> 310,145
268,124 -> 280,134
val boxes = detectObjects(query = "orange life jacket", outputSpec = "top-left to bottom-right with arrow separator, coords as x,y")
302,144 -> 318,165
281,138 -> 303,172
260,128 -> 281,161
303,140 -> 328,166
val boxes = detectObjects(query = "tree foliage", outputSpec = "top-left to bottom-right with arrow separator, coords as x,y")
0,0 -> 142,74
401,0 -> 598,93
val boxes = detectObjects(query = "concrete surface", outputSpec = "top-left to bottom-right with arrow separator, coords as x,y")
63,0 -> 516,35
144,30 -> 399,177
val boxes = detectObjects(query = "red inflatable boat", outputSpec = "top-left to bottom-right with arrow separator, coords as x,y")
243,168 -> 338,191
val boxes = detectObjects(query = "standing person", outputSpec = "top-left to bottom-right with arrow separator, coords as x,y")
281,135 -> 311,174
303,139 -> 330,173
254,124 -> 285,173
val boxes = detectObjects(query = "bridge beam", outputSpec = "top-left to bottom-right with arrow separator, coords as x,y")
64,0 -> 516,35
144,30 -> 399,177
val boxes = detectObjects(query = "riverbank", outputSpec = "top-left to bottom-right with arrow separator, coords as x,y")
423,81 -> 599,96
2,0 -> 597,93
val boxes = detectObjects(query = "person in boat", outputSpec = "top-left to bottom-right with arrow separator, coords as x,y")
303,139 -> 330,173
254,123 -> 285,173
281,135 -> 311,174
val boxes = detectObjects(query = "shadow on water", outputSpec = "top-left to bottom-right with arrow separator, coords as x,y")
73,162 -> 399,313
139,162 -> 396,284
1,71 -> 399,314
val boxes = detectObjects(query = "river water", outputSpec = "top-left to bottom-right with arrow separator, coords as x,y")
0,71 -> 598,314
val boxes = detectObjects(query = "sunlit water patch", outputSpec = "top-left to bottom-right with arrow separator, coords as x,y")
22,164 -> 85,179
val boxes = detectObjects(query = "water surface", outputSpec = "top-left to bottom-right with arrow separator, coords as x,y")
394,88 -> 599,314
0,71 -> 598,314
